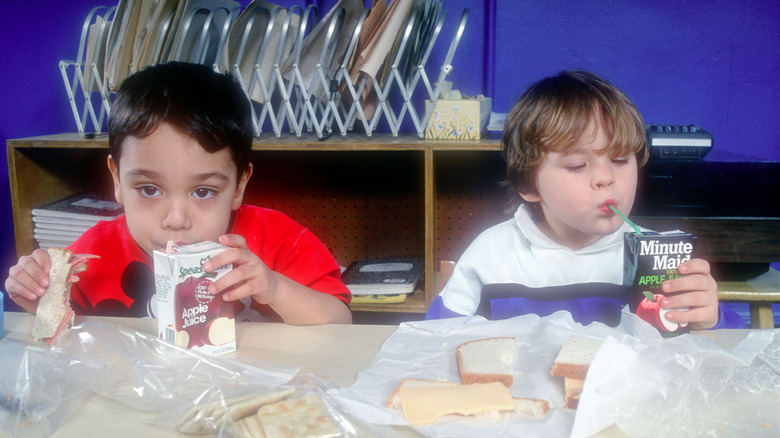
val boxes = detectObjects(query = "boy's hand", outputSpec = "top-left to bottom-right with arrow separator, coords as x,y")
658,258 -> 719,330
5,249 -> 52,314
203,234 -> 352,325
203,234 -> 280,305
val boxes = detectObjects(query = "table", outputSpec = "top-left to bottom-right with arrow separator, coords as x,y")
0,312 -> 760,438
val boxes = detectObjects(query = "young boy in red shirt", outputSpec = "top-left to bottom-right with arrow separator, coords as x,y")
6,62 -> 351,324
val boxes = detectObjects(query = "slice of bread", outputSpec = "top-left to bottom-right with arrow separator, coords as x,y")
512,397 -> 550,418
456,337 -> 516,387
385,378 -> 457,410
550,335 -> 603,380
563,376 -> 585,409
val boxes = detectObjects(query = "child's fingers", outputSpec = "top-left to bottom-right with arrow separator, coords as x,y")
209,260 -> 273,299
5,276 -> 40,301
677,258 -> 711,276
8,252 -> 51,297
662,271 -> 716,297
203,235 -> 251,271
659,289 -> 714,311
218,233 -> 247,249
663,305 -> 716,328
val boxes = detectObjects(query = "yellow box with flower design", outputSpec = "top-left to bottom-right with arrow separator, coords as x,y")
425,96 -> 491,140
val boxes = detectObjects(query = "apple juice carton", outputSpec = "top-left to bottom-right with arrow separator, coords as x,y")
623,231 -> 697,336
154,241 -> 236,356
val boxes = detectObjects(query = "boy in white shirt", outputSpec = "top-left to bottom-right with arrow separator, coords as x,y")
428,70 -> 741,330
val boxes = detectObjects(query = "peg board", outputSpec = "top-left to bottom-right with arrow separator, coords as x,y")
433,149 -> 511,263
435,192 -> 508,262
243,150 -> 425,266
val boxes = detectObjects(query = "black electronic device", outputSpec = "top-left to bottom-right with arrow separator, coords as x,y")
646,124 -> 713,159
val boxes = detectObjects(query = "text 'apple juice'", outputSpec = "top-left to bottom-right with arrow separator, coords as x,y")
154,241 -> 236,356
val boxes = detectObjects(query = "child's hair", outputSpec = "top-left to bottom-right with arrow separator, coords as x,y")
502,70 -> 648,208
108,62 -> 253,176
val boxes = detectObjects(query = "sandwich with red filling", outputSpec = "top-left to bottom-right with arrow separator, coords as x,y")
30,248 -> 97,344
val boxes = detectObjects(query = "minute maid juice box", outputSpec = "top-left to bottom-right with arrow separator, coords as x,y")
623,231 -> 697,336
154,241 -> 235,356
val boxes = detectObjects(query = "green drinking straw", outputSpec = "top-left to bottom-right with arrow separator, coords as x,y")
609,204 -> 642,235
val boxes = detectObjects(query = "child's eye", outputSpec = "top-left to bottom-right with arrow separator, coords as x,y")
138,186 -> 161,198
193,187 -> 217,200
611,157 -> 630,165
566,163 -> 586,171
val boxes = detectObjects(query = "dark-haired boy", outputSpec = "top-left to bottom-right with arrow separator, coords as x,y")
7,62 -> 352,324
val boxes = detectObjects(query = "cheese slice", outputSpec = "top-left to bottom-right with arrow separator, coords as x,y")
400,382 -> 515,426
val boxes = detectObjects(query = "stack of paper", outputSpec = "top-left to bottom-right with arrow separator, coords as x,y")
31,194 -> 123,249
84,0 -> 240,92
342,257 -> 424,304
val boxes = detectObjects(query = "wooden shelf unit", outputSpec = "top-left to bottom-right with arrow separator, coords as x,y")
7,133 -> 506,314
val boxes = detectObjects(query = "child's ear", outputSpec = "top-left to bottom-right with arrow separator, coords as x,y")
107,155 -> 124,205
231,163 -> 253,210
518,189 -> 541,203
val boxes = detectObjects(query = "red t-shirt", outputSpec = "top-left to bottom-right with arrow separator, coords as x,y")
67,205 -> 350,319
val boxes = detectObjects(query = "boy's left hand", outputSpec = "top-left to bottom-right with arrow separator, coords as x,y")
203,234 -> 280,305
658,258 -> 719,330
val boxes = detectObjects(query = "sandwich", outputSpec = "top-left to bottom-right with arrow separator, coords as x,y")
456,337 -> 516,387
30,248 -> 97,344
550,334 -> 603,408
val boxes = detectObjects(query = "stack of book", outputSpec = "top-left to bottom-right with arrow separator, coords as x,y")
342,257 -> 424,304
31,194 -> 123,249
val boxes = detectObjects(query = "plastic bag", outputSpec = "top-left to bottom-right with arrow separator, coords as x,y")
0,339 -> 100,438
572,329 -> 780,438
1,320 -> 298,437
1,320 -> 409,438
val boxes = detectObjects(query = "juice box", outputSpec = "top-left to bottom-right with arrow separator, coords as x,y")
154,241 -> 235,356
623,231 -> 697,336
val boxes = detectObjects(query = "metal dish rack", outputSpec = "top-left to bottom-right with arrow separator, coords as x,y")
59,2 -> 468,139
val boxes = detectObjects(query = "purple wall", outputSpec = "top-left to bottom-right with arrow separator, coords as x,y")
2,1 -> 778,309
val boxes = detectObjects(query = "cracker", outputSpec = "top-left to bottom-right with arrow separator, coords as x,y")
236,415 -> 267,438
176,388 -> 295,434
255,394 -> 341,438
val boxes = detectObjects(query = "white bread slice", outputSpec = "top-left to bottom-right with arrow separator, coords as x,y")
512,397 -> 550,418
31,248 -> 76,341
550,335 -> 603,380
564,376 -> 585,409
456,337 -> 516,387
385,378 -> 457,410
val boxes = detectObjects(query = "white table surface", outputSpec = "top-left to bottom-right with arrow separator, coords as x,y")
0,311 -> 756,438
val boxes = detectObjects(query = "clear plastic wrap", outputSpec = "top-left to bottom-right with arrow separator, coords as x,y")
572,329 -> 780,438
1,339 -> 100,437
329,312 -> 780,437
1,320 -> 403,438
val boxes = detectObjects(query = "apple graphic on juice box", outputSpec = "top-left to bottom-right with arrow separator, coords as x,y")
637,291 -> 688,332
175,276 -> 226,348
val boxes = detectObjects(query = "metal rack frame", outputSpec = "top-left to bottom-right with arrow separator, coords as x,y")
59,3 -> 468,139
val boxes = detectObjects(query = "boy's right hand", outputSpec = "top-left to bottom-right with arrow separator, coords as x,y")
5,249 -> 52,314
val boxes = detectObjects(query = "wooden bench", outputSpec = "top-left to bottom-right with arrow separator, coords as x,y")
718,279 -> 779,329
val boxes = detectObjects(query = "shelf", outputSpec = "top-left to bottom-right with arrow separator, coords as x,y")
9,132 -> 501,151
7,133 -> 503,315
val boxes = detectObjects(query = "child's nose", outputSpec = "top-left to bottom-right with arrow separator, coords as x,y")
592,163 -> 615,189
162,200 -> 192,230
